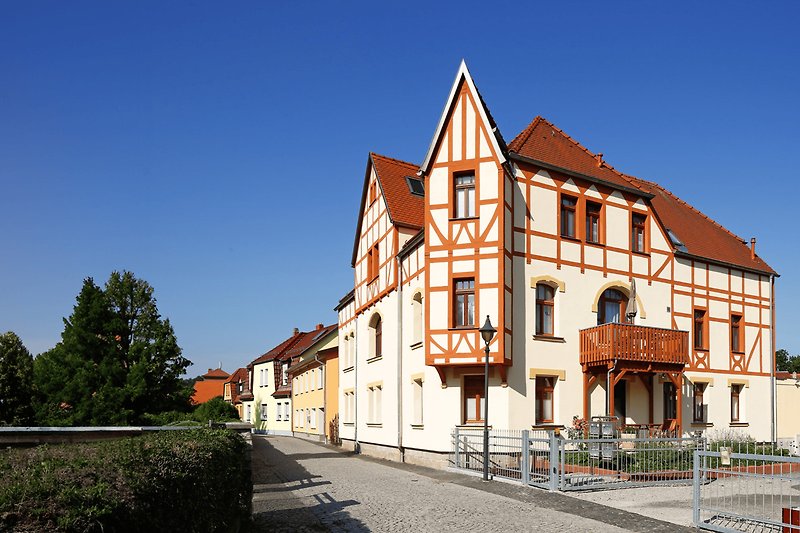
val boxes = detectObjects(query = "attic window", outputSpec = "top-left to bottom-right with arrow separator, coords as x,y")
405,176 -> 425,196
667,229 -> 688,253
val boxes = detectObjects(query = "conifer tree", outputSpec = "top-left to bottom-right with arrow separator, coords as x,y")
34,272 -> 191,425
0,332 -> 35,425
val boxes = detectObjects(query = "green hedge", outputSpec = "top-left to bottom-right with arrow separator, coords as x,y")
0,429 -> 251,532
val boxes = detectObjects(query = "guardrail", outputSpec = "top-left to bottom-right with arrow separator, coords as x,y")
0,423 -> 252,446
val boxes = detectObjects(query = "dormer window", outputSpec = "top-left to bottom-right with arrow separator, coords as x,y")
406,176 -> 425,196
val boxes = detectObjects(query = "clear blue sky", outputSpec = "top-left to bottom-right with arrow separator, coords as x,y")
2,2 -> 798,377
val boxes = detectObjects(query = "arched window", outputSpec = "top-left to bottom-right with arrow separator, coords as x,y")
535,283 -> 555,336
412,292 -> 423,344
370,314 -> 382,359
597,288 -> 628,325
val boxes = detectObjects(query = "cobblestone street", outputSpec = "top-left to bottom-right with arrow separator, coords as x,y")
250,436 -> 692,532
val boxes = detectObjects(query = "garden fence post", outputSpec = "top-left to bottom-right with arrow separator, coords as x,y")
521,430 -> 530,485
454,427 -> 460,468
692,450 -> 701,526
549,430 -> 559,491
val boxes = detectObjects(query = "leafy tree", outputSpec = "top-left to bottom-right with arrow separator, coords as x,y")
33,271 -> 192,426
193,397 -> 240,423
776,348 -> 800,373
0,332 -> 35,425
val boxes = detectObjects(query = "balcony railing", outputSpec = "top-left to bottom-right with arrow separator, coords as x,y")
579,323 -> 689,368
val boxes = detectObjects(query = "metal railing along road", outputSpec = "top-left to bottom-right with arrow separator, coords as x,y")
694,443 -> 800,533
449,427 -> 699,492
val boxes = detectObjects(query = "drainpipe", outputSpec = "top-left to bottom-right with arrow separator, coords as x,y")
606,358 -> 618,418
397,254 -> 404,462
770,274 -> 776,442
354,320 -> 360,454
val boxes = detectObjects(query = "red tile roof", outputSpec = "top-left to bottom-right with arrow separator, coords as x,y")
508,116 -> 642,192
280,323 -> 337,361
627,176 -> 776,274
201,368 -> 230,380
507,116 -> 775,275
248,331 -> 304,368
371,153 -> 425,229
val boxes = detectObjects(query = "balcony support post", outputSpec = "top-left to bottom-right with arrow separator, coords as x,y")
638,373 -> 654,425
583,372 -> 591,422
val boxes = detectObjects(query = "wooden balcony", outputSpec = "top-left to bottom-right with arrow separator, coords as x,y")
579,323 -> 689,370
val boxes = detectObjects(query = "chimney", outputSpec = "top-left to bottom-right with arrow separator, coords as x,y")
750,237 -> 756,260
316,323 -> 324,330
595,153 -> 604,167
207,368 -> 212,373
293,327 -> 300,336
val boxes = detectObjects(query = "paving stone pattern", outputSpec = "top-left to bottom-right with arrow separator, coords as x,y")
250,436 -> 693,532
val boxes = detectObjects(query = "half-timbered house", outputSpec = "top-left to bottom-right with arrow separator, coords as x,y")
337,62 -> 777,467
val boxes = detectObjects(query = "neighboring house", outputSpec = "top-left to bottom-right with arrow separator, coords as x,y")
288,324 -> 339,443
223,367 -> 250,420
191,367 -> 230,405
337,61 -> 777,468
247,324 -> 337,435
777,371 -> 800,440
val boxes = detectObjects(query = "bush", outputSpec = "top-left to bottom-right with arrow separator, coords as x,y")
192,397 -> 241,424
0,429 -> 251,532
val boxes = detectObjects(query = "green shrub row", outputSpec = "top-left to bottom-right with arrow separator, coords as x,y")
0,429 -> 251,532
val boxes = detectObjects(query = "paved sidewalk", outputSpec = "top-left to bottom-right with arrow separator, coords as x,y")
250,436 -> 693,532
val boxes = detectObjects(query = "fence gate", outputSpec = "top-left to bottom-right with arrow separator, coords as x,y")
694,449 -> 800,532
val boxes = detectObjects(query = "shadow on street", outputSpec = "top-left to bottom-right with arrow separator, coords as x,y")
250,436 -> 369,532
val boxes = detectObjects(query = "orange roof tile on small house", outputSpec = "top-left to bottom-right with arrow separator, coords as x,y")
351,153 -> 424,266
191,367 -> 229,405
506,116 -> 776,276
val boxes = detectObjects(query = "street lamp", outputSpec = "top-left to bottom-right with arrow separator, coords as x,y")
478,315 -> 496,482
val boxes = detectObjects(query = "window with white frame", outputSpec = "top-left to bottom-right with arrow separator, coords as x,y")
368,384 -> 382,424
284,402 -> 290,421
310,408 -> 317,429
344,391 -> 354,423
318,365 -> 324,389
282,363 -> 288,386
412,292 -> 423,345
369,314 -> 382,359
276,402 -> 282,421
412,378 -> 423,426
260,403 -> 268,420
306,408 -> 311,427
246,404 -> 252,422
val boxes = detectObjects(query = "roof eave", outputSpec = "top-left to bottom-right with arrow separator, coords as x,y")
508,151 -> 654,200
673,250 -> 778,277
398,229 -> 424,259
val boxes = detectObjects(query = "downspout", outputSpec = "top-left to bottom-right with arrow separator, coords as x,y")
354,321 -> 360,454
606,358 -> 618,418
770,274 -> 776,442
397,254 -> 404,462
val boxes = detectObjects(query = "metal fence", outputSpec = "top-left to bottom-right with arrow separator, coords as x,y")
694,442 -> 800,533
559,435 -> 702,491
449,427 -> 699,492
